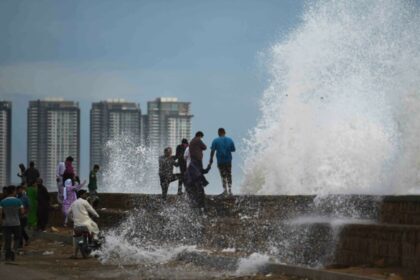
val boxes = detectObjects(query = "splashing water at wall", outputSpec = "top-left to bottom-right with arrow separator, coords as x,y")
95,0 -> 420,272
242,0 -> 420,195
100,136 -> 160,193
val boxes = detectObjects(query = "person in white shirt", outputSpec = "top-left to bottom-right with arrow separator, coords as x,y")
184,146 -> 191,168
68,190 -> 100,239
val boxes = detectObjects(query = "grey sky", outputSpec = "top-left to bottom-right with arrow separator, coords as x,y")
0,0 -> 304,193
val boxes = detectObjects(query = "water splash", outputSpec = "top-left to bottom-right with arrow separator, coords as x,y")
96,199 -> 205,265
235,253 -> 271,276
242,0 -> 420,195
101,136 -> 160,193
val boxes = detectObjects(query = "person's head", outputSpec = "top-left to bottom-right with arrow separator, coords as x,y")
195,131 -> 204,138
164,147 -> 172,157
19,163 -> 26,172
77,189 -> 88,199
218,128 -> 226,137
64,179 -> 73,188
16,184 -> 25,195
7,185 -> 16,196
181,138 -> 188,146
36,178 -> 43,185
29,161 -> 35,168
93,164 -> 100,172
65,156 -> 74,163
29,178 -> 38,187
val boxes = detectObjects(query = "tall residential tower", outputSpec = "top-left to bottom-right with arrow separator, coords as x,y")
90,100 -> 142,169
146,97 -> 193,151
27,99 -> 80,189
0,101 -> 12,186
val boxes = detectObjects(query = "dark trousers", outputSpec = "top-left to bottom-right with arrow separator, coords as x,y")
160,174 -> 182,200
178,167 -> 187,193
20,217 -> 29,247
218,163 -> 232,191
38,207 -> 49,231
3,226 -> 21,260
185,182 -> 206,209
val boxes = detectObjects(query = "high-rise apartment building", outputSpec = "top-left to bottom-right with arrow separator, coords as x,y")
147,97 -> 193,151
28,99 -> 80,189
90,100 -> 142,169
0,101 -> 12,186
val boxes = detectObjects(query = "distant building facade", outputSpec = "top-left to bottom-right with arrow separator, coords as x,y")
90,100 -> 142,169
27,99 -> 80,189
0,101 -> 12,186
146,97 -> 193,151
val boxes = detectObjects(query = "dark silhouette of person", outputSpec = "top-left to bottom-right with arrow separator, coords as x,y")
189,131 -> 207,169
159,147 -> 181,201
184,160 -> 211,212
24,161 -> 40,186
184,131 -> 210,212
17,163 -> 26,184
36,178 -> 50,231
175,139 -> 189,195
16,184 -> 29,246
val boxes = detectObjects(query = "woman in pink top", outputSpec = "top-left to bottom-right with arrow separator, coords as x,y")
62,178 -> 86,226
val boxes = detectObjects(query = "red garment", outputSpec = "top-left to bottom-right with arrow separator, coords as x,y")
63,160 -> 76,184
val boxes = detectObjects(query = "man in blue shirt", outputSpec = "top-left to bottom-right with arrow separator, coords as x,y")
209,128 -> 236,196
0,185 -> 24,261
17,184 -> 30,247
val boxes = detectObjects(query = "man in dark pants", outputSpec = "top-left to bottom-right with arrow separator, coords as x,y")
175,139 -> 189,195
184,161 -> 211,211
209,128 -> 236,197
159,147 -> 181,201
184,131 -> 210,212
16,185 -> 29,247
0,185 -> 24,261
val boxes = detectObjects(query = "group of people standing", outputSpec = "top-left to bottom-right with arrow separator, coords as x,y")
0,156 -> 101,261
15,162 -> 50,232
0,162 -> 50,261
159,128 -> 236,212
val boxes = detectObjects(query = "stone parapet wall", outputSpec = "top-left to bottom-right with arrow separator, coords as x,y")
380,196 -> 420,225
335,224 -> 420,273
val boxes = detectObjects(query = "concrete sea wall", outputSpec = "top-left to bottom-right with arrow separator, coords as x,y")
45,193 -> 420,272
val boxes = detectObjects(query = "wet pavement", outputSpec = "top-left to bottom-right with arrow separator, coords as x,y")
1,236 -> 417,280
0,238 -> 300,280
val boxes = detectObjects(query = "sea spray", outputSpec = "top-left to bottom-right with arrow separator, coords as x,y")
242,0 -> 420,195
96,199 -> 205,266
101,135 -> 159,193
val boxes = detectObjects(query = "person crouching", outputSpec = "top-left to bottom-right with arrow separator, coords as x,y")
159,147 -> 181,201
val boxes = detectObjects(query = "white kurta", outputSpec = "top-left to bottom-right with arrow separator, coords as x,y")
68,198 -> 100,235
184,147 -> 191,167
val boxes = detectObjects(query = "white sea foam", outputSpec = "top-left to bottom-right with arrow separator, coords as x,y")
98,232 -> 200,265
236,253 -> 271,276
242,0 -> 420,195
100,136 -> 159,193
